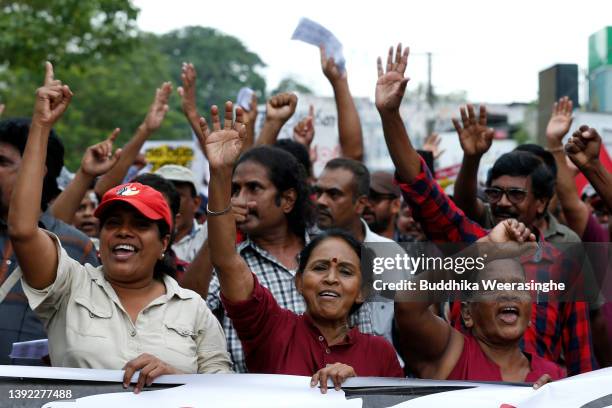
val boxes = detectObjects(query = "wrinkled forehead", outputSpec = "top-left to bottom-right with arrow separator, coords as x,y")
489,174 -> 530,190
0,141 -> 22,161
308,237 -> 360,265
477,258 -> 525,283
317,168 -> 355,192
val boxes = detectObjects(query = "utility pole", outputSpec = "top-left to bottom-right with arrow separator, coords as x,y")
425,52 -> 435,137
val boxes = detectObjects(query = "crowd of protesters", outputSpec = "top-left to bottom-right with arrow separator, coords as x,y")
0,41 -> 611,394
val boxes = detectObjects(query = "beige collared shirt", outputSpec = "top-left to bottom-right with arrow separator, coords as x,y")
21,232 -> 231,374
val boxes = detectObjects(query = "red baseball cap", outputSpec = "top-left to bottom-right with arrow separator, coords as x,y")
94,182 -> 173,230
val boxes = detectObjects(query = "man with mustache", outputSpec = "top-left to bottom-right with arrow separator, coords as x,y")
315,158 -> 405,347
375,43 -> 595,375
453,104 -> 609,369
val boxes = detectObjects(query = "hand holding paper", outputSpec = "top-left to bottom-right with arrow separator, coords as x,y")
292,17 -> 345,74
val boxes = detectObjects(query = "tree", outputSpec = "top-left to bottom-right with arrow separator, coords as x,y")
0,34 -> 185,169
0,0 -> 139,69
156,26 -> 267,110
0,22 -> 267,170
271,77 -> 313,95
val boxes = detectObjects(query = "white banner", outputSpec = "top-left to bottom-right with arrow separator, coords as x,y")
1,366 -> 611,408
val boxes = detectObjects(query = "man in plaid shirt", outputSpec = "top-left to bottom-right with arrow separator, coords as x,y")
374,44 -> 595,375
206,146 -> 372,373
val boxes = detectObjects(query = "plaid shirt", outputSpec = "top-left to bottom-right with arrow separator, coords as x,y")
396,157 -> 596,375
207,235 -> 373,373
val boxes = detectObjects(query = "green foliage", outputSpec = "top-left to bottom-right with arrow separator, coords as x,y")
271,77 -> 313,95
511,124 -> 533,145
0,16 -> 267,170
0,0 -> 140,69
157,26 -> 267,110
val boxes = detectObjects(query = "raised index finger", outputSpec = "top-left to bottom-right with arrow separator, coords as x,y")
44,62 -> 54,86
107,128 -> 121,143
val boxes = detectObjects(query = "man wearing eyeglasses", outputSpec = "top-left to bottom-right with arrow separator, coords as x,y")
451,105 -> 608,370
375,61 -> 596,376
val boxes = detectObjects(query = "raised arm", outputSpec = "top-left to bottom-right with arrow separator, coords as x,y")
293,104 -> 317,170
255,93 -> 297,146
95,82 -> 171,196
421,132 -> 445,161
243,93 -> 258,151
546,97 -> 591,236
375,44 -> 421,183
177,62 -> 206,142
8,62 -> 72,289
50,129 -> 121,224
395,219 -> 534,378
203,102 -> 254,302
320,46 -> 363,161
452,105 -> 494,221
566,126 -> 612,213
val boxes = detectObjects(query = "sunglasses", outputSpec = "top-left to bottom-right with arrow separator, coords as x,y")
484,187 -> 529,205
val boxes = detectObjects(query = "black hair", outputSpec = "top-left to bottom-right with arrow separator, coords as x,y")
236,145 -> 315,238
514,144 -> 557,178
0,118 -> 64,210
133,173 -> 181,218
487,151 -> 555,200
324,158 -> 370,201
275,139 -> 312,178
297,228 -> 374,315
153,219 -> 176,281
132,173 -> 181,281
173,181 -> 197,198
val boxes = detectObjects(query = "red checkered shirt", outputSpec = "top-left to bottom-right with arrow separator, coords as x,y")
395,157 -> 596,375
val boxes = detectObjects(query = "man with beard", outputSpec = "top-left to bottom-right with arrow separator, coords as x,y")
453,104 -> 609,368
362,171 -> 401,240
375,43 -> 595,375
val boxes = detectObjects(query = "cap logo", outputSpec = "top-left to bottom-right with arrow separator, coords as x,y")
116,185 -> 140,197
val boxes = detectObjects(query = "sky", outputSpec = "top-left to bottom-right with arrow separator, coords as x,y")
132,0 -> 611,104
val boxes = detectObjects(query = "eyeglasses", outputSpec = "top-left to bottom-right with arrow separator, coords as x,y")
484,187 -> 529,205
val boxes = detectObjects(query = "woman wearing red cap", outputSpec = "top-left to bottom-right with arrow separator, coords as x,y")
8,63 -> 231,393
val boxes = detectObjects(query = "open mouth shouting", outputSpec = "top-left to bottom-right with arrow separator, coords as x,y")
497,305 -> 520,324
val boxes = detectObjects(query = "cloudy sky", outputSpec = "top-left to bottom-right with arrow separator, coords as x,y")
133,0 -> 610,104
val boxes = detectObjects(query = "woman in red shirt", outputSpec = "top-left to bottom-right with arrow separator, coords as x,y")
395,220 -> 566,388
202,102 -> 403,393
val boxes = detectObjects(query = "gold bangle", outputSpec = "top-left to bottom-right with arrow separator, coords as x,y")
206,203 -> 232,216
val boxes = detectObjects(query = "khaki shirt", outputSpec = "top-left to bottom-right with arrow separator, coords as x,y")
21,232 -> 231,374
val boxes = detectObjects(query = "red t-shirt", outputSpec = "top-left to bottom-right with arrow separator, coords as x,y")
447,334 -> 566,382
222,275 -> 404,377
